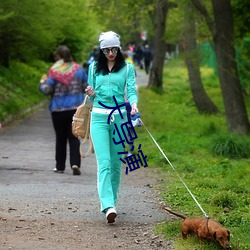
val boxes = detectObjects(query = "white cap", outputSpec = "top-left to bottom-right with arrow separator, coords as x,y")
99,31 -> 121,49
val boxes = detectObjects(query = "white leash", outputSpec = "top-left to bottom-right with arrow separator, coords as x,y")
139,118 -> 209,218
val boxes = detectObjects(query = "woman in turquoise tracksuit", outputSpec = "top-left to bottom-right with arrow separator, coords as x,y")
86,31 -> 138,223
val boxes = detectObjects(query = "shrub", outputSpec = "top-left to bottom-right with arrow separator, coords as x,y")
210,135 -> 250,158
210,191 -> 237,209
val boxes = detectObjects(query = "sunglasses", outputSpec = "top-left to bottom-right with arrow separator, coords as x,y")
102,47 -> 119,55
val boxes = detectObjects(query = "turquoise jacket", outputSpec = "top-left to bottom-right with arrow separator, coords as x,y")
87,62 -> 138,109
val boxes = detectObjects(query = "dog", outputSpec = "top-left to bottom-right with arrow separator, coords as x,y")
162,206 -> 231,249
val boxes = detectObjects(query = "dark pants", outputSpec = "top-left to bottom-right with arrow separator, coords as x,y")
51,110 -> 80,171
144,59 -> 151,74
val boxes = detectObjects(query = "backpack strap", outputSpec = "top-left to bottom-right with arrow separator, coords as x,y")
79,114 -> 94,158
79,95 -> 94,158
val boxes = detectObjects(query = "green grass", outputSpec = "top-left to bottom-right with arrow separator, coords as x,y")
0,60 -> 50,123
135,58 -> 250,250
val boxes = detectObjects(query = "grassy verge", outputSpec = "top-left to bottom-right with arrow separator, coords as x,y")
0,60 -> 50,125
135,59 -> 250,250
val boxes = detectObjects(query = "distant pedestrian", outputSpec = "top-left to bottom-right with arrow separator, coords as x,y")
134,45 -> 144,69
143,44 -> 152,74
85,31 -> 138,223
87,46 -> 99,70
39,45 -> 88,175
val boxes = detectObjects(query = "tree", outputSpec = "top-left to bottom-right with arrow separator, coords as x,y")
91,0 -> 155,48
0,0 -> 98,66
191,0 -> 250,134
184,1 -> 218,114
148,0 -> 177,89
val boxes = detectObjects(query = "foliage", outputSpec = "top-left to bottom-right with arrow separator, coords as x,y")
236,37 -> 250,95
0,60 -> 49,122
135,58 -> 250,249
210,134 -> 250,159
0,0 -> 99,66
164,1 -> 184,44
232,0 -> 250,39
232,0 -> 250,95
91,0 -> 155,46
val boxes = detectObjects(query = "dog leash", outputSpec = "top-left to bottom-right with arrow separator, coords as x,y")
139,118 -> 209,218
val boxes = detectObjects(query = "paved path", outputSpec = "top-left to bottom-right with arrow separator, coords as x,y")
135,68 -> 149,88
0,70 -> 172,249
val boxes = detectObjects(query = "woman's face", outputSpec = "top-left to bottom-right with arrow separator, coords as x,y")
102,47 -> 118,61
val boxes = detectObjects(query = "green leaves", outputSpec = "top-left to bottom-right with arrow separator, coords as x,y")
0,0 -> 99,66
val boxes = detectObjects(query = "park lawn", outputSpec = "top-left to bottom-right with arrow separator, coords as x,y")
135,58 -> 250,250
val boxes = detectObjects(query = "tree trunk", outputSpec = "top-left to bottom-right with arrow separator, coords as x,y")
147,0 -> 169,89
184,4 -> 218,114
212,0 -> 250,134
191,0 -> 250,134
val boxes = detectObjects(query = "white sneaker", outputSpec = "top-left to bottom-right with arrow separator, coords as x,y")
53,168 -> 64,173
105,207 -> 117,223
127,151 -> 133,157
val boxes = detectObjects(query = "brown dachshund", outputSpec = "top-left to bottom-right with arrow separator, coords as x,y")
162,207 -> 231,249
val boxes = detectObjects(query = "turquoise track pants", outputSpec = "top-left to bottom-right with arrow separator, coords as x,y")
90,111 -> 127,212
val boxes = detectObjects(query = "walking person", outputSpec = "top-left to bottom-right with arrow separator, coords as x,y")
143,44 -> 152,74
85,31 -> 138,223
39,45 -> 88,175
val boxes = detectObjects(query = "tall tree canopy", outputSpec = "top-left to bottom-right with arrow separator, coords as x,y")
0,0 -> 98,67
91,0 -> 155,47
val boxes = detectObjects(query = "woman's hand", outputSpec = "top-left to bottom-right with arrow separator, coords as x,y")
40,74 -> 47,83
85,86 -> 96,97
131,103 -> 138,116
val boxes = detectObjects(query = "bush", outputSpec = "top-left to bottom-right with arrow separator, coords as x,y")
210,135 -> 250,159
210,191 -> 237,209
0,60 -> 49,123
